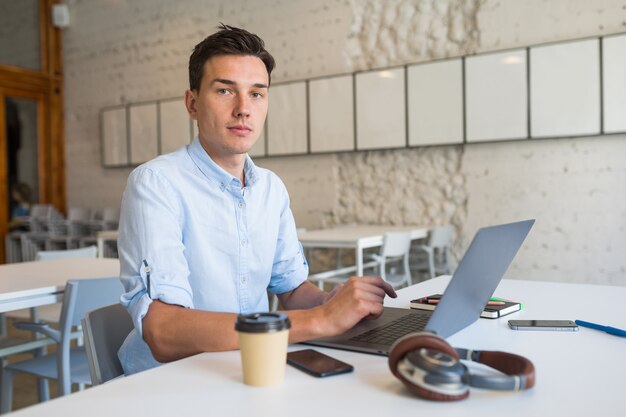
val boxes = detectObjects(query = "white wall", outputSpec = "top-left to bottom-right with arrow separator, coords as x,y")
61,0 -> 626,286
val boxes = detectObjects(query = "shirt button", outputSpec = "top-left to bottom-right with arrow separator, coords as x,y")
219,183 -> 225,191
238,202 -> 243,209
241,238 -> 247,246
241,276 -> 247,284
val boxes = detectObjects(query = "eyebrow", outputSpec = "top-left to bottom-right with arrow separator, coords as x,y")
211,78 -> 268,89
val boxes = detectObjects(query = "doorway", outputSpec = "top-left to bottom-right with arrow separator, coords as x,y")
0,0 -> 65,263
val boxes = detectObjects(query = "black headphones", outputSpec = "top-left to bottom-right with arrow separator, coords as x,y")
388,332 -> 535,401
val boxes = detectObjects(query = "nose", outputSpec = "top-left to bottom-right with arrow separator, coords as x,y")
233,95 -> 250,119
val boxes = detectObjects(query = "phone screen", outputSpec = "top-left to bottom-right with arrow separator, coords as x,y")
287,349 -> 354,377
508,320 -> 579,331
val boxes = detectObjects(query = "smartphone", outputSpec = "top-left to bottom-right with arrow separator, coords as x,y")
287,349 -> 354,377
508,320 -> 579,331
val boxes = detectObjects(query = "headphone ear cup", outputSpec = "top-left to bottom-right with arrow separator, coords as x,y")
388,332 -> 469,401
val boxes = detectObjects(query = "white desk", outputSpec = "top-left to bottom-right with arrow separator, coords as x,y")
0,258 -> 120,313
11,277 -> 625,417
298,225 -> 428,275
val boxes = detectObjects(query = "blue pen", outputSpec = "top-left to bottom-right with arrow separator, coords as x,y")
575,320 -> 626,338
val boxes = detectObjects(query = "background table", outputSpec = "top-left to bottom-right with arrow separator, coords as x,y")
298,225 -> 428,275
11,276 -> 626,417
0,258 -> 120,313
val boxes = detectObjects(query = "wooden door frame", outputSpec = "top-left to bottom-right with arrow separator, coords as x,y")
0,0 -> 64,263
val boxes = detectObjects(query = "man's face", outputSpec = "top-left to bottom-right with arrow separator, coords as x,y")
186,54 -> 269,159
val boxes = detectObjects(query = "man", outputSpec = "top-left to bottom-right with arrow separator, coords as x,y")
118,24 -> 395,375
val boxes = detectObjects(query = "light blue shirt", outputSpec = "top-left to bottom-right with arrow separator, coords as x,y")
117,138 -> 308,375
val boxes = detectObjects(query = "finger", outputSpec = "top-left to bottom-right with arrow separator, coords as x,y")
353,288 -> 386,303
350,276 -> 397,298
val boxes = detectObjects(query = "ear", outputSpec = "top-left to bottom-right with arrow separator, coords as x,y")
184,90 -> 198,120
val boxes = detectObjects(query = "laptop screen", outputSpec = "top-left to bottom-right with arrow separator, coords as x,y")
425,219 -> 534,338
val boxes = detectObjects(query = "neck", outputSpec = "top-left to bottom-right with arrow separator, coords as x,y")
199,141 -> 246,186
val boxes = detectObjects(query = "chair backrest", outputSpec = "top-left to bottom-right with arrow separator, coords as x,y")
30,204 -> 52,218
57,278 -> 124,394
67,207 -> 91,221
82,303 -> 133,385
428,225 -> 454,248
35,245 -> 98,261
380,232 -> 412,258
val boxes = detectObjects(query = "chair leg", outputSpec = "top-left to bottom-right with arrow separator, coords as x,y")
37,378 -> 50,403
0,367 -> 14,414
34,346 -> 50,402
0,314 -> 6,338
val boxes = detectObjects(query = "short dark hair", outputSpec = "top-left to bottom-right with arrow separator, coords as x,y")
189,24 -> 275,91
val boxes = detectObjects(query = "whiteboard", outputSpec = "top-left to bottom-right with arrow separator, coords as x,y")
407,59 -> 463,146
602,34 -> 626,133
101,107 -> 128,166
129,103 -> 159,164
530,39 -> 600,138
356,68 -> 406,150
267,82 -> 308,155
466,50 -> 528,142
309,75 -> 354,153
159,99 -> 191,154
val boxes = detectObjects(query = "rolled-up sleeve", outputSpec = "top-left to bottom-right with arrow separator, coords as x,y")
118,167 -> 194,337
267,187 -> 309,295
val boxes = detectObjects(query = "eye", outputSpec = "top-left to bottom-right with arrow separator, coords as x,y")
217,88 -> 232,95
251,91 -> 265,99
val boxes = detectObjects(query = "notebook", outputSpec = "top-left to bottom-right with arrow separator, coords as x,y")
304,219 -> 534,356
409,294 -> 522,319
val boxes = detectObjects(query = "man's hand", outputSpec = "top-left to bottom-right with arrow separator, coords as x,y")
316,276 -> 397,336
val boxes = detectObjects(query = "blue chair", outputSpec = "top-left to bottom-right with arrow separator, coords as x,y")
0,278 -> 123,413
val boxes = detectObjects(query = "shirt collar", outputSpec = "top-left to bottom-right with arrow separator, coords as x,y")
187,137 -> 259,189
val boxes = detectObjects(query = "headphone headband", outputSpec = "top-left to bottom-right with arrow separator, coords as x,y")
389,332 -> 535,401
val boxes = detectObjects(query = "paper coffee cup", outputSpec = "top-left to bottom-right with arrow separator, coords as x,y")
235,312 -> 291,387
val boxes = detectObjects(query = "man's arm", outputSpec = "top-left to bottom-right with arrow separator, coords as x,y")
142,276 -> 396,362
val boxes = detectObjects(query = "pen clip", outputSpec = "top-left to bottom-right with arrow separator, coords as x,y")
143,259 -> 152,299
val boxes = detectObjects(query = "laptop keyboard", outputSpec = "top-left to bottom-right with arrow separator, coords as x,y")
349,313 -> 429,345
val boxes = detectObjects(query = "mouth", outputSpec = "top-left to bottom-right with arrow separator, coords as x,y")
227,124 -> 253,136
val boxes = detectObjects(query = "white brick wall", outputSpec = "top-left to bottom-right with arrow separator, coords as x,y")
62,0 -> 626,285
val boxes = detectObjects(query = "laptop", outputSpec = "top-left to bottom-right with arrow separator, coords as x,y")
304,219 -> 534,355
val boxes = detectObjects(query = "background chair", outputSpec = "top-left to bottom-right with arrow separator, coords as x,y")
44,208 -> 93,251
0,245 -> 102,400
82,303 -> 133,386
0,278 -> 124,413
410,225 -> 454,281
309,231 -> 413,290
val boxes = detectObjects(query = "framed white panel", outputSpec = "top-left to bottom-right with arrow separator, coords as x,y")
159,99 -> 191,154
101,107 -> 128,166
466,50 -> 528,142
309,75 -> 354,152
603,34 -> 626,133
408,59 -> 463,146
129,103 -> 158,164
356,68 -> 406,150
248,124 -> 266,157
530,39 -> 600,138
267,82 -> 308,155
